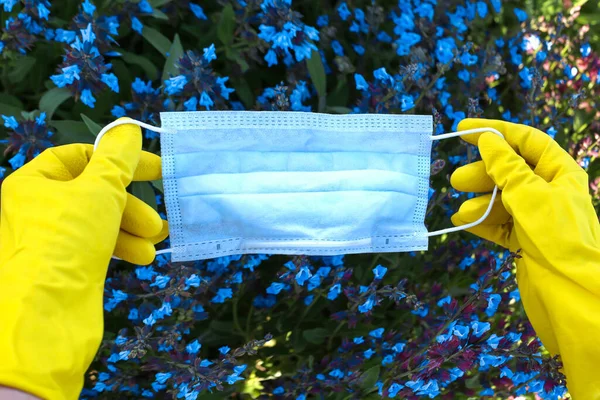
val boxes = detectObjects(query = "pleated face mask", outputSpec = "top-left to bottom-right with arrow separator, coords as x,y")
95,112 -> 502,262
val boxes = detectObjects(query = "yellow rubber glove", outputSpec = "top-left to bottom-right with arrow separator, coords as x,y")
0,120 -> 168,400
451,118 -> 600,399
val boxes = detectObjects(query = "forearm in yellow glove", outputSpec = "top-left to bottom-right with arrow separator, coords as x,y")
451,118 -> 600,399
0,120 -> 168,400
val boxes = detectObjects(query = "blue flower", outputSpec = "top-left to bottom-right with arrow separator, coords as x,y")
395,32 -> 421,56
458,69 -> 470,82
211,288 -> 233,303
435,37 -> 456,64
134,0 -> 152,13
354,73 -> 368,91
363,348 -> 375,359
392,342 -> 405,353
479,354 -> 507,368
118,350 -> 130,360
273,387 -> 284,395
80,88 -> 96,108
372,265 -> 387,280
327,283 -> 342,300
514,8 -> 527,22
329,369 -> 344,379
50,65 -> 81,88
353,336 -> 364,344
453,324 -> 469,339
491,0 -> 501,12
155,372 -> 171,384
369,328 -> 384,338
295,265 -> 312,286
135,266 -> 156,281
400,95 -> 414,112
382,354 -> 394,366
132,17 -> 143,34
128,308 -> 138,320
82,0 -> 96,15
219,346 -> 230,355
358,296 -> 375,313
199,91 -> 214,110
476,1 -> 488,18
150,275 -> 170,289
352,44 -> 365,55
185,274 -> 201,288
471,321 -> 491,337
486,334 -> 502,349
101,73 -> 119,93
316,15 -> 328,27
203,43 -> 217,62
265,49 -> 278,66
388,383 -> 404,397
2,115 -> 18,129
485,293 -> 501,317
165,75 -> 188,95
331,40 -> 344,56
337,2 -> 351,20
411,305 -> 428,317
266,282 -> 286,295
437,295 -> 451,307
304,295 -> 314,306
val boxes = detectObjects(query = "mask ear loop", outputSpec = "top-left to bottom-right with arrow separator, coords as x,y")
425,127 -> 505,237
94,118 -> 177,151
94,118 -> 177,260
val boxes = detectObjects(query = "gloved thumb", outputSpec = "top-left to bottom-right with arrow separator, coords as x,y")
478,132 -> 544,195
81,119 -> 142,191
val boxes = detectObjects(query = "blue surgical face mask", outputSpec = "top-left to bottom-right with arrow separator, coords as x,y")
95,112 -> 502,262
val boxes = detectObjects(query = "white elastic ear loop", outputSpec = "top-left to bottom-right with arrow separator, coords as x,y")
426,127 -> 504,237
94,118 -> 176,260
93,118 -> 177,151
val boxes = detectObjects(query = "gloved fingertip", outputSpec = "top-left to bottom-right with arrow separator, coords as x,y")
151,220 -> 169,245
457,118 -> 477,132
450,213 -> 464,227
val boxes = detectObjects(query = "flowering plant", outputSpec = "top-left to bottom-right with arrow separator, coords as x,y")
1,0 -> 598,398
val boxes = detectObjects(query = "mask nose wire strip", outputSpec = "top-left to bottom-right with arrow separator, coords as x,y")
99,120 -> 504,259
425,127 -> 505,237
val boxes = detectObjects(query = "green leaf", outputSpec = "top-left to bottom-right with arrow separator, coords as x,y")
131,181 -> 157,211
217,4 -> 236,46
209,320 -> 234,333
39,88 -> 72,119
152,8 -> 169,20
233,79 -> 254,109
50,120 -> 96,145
302,328 -> 329,345
306,50 -> 327,111
0,93 -> 24,109
225,48 -> 250,73
121,51 -> 159,81
326,106 -> 352,114
0,102 -> 22,117
8,56 -> 36,84
151,179 -> 164,193
359,366 -> 380,390
162,34 -> 184,83
142,26 -> 171,56
149,0 -> 172,6
81,114 -> 102,136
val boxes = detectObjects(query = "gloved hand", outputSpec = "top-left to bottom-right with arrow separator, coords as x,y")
0,119 -> 168,400
451,118 -> 600,398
